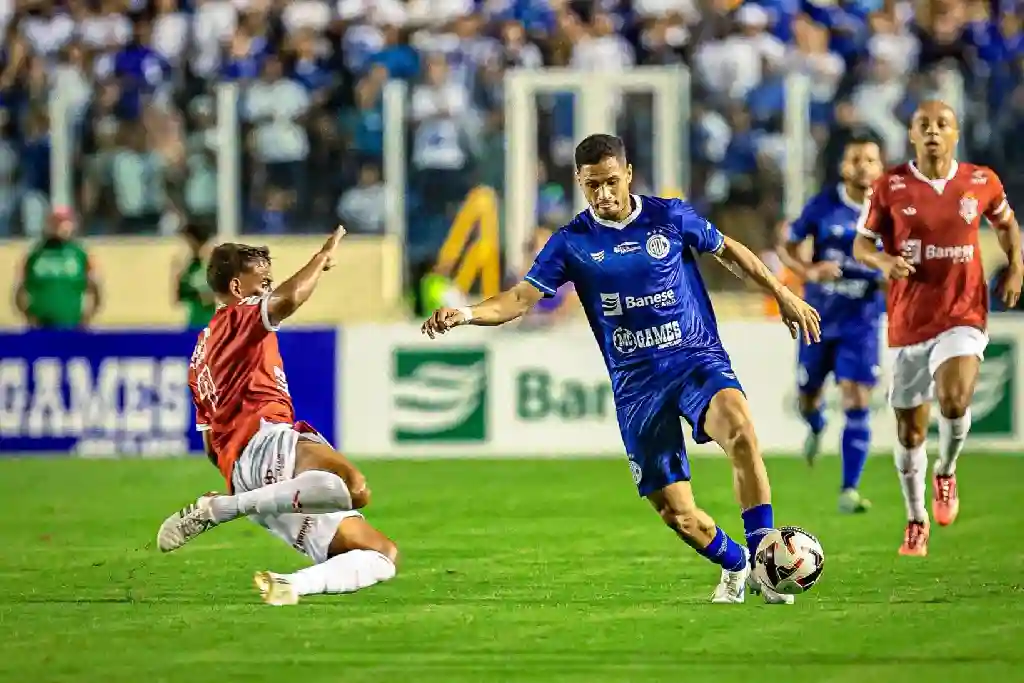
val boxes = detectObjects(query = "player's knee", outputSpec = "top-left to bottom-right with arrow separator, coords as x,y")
349,485 -> 372,510
718,416 -> 759,462
896,421 -> 927,449
935,386 -> 971,419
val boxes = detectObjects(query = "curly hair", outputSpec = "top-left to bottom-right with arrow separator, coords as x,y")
206,243 -> 271,295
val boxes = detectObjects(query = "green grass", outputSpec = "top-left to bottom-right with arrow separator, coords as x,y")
1,454 -> 1023,683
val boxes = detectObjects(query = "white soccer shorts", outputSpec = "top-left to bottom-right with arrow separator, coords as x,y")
887,326 -> 988,409
232,420 -> 362,564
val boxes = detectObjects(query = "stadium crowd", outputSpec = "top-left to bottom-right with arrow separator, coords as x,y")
0,0 -> 1021,265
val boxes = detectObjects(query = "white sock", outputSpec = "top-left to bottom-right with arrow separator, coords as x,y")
894,443 -> 928,522
936,410 -> 971,477
285,549 -> 396,596
209,470 -> 352,522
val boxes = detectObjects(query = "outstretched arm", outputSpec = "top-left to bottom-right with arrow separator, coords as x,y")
714,235 -> 822,343
714,235 -> 787,297
264,226 -> 345,326
421,280 -> 545,337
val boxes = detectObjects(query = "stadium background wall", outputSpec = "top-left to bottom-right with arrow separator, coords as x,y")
1,319 -> 1021,458
0,236 -> 405,327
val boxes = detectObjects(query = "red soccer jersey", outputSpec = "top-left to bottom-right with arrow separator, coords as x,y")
188,295 -> 295,483
857,161 -> 1011,347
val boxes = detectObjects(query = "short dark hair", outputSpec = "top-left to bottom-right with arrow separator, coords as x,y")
181,222 -> 214,246
574,134 -> 626,169
207,243 -> 271,295
845,130 -> 885,159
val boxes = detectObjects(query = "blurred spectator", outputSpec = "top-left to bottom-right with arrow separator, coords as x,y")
14,207 -> 102,329
337,161 -> 385,234
174,221 -> 216,329
0,0 -> 1019,312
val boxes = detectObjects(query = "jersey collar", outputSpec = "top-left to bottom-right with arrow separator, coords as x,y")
908,159 -> 959,184
589,194 -> 643,229
836,183 -> 865,211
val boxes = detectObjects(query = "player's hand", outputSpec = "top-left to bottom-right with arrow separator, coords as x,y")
880,254 -> 915,280
319,225 -> 347,270
806,261 -> 842,283
1002,261 -> 1024,309
777,289 -> 821,344
421,307 -> 467,339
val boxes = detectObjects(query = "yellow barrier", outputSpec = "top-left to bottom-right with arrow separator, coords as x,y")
436,186 -> 501,299
0,235 -> 404,329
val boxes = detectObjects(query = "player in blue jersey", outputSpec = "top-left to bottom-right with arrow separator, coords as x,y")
421,135 -> 821,605
778,135 -> 885,514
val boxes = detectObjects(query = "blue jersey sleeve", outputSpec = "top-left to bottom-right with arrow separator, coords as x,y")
524,229 -> 570,297
786,202 -> 818,243
671,200 -> 725,254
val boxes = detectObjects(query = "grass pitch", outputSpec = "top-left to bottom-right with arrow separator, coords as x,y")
1,454 -> 1023,683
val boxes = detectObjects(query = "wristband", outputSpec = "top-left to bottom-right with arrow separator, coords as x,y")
456,306 -> 474,324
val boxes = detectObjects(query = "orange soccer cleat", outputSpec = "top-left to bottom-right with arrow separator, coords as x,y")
898,520 -> 930,557
932,474 -> 960,526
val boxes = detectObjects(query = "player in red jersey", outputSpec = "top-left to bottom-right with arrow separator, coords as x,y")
853,100 -> 1023,556
155,227 -> 399,604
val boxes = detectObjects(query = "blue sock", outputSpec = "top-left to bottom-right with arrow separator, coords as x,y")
841,408 -> 871,491
695,527 -> 748,572
742,504 -> 774,567
801,405 -> 827,434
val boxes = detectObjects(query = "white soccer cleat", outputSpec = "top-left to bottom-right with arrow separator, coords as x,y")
254,571 -> 300,606
710,550 -> 750,604
156,494 -> 219,553
746,573 -> 796,605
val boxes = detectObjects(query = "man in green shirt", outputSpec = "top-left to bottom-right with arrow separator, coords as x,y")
174,222 -> 216,329
14,207 -> 102,329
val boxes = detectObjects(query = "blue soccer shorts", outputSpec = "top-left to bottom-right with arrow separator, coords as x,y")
797,333 -> 879,394
615,355 -> 744,498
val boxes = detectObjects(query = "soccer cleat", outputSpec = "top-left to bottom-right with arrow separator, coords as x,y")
898,520 -> 930,557
802,429 -> 823,467
254,571 -> 299,606
838,488 -> 872,514
746,574 -> 796,605
932,474 -> 960,526
156,494 -> 219,553
710,550 -> 749,604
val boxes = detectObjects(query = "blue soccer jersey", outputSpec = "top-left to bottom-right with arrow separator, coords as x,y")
525,195 -> 743,496
787,184 -> 884,391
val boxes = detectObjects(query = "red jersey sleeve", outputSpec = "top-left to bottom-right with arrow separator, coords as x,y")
983,169 -> 1015,227
231,295 -> 281,340
856,176 -> 894,241
189,366 -> 212,432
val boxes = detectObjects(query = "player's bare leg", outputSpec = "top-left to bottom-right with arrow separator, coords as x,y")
797,389 -> 826,466
837,380 -> 872,514
703,388 -> 793,604
255,517 -> 399,606
647,482 -> 750,604
931,355 -> 980,526
158,441 -> 363,553
894,406 -> 930,556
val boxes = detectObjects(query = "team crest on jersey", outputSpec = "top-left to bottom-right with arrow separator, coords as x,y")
959,193 -> 979,224
646,233 -> 671,259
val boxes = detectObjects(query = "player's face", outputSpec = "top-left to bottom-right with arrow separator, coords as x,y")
909,102 -> 958,161
229,259 -> 272,299
576,156 -> 633,221
841,142 -> 883,191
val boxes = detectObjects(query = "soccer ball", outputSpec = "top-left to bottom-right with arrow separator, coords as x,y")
753,526 -> 825,595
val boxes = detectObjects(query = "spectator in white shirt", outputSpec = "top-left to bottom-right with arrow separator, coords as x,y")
243,54 -> 311,202
336,162 -> 386,235
410,53 -> 473,217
